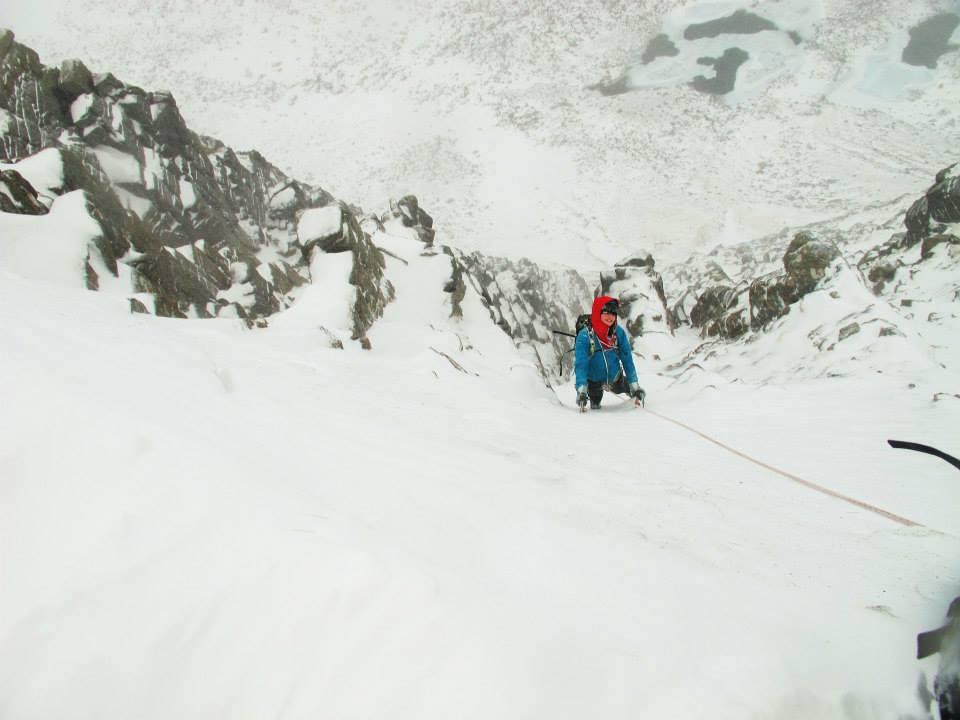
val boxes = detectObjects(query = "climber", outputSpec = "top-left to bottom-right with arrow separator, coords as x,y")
574,296 -> 645,411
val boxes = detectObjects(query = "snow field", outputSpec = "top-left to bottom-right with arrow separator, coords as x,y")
2,228 -> 959,718
6,0 -> 958,269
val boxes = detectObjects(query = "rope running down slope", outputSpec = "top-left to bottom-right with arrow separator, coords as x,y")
644,408 -> 927,530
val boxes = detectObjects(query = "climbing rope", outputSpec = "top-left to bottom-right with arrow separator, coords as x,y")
643,407 -> 927,529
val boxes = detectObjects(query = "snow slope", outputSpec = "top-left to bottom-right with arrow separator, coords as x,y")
2,213 -> 959,718
2,3 -> 960,716
5,0 -> 958,268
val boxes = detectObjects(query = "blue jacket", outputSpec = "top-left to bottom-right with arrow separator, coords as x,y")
574,324 -> 639,388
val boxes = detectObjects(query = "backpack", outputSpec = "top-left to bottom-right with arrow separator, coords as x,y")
554,313 -> 609,375
574,313 -> 598,356
574,313 -> 591,336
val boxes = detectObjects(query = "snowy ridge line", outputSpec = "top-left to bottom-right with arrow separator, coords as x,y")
645,409 -> 929,530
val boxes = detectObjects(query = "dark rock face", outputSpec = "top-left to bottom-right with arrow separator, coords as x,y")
0,169 -> 47,214
442,250 -> 468,318
57,59 -> 94,103
902,13 -> 960,69
748,232 -> 839,329
928,164 -> 960,224
129,298 -> 149,314
684,10 -> 778,40
60,147 -> 135,279
748,273 -> 796,329
0,31 -> 395,331
445,248 -> 591,376
782,231 -> 841,294
0,34 -> 64,156
903,164 -> 960,242
680,231 -> 840,339
690,285 -> 738,333
384,195 -> 435,246
860,162 -> 960,291
130,243 -> 231,319
692,48 -> 750,95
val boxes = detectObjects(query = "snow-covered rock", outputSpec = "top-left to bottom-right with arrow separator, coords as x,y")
444,248 -> 591,378
0,168 -> 46,214
0,31 -> 400,331
297,201 -> 392,341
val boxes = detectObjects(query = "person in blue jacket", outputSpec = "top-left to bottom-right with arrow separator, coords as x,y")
574,295 -> 646,410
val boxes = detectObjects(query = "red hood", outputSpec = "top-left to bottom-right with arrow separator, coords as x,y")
591,295 -> 617,346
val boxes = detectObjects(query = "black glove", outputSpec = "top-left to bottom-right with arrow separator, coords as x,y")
576,386 -> 588,408
629,382 -> 646,404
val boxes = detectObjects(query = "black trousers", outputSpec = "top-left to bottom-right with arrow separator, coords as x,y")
587,374 -> 629,404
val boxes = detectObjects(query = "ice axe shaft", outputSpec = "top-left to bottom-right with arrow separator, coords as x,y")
887,440 -> 960,471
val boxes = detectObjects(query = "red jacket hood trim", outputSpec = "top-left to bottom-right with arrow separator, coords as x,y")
591,295 -> 618,346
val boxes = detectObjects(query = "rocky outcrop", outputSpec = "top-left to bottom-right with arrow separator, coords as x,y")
0,169 -> 47,214
782,231 -> 841,293
747,231 -> 841,329
444,248 -> 591,376
0,30 -> 394,330
675,231 -> 840,340
299,202 -> 392,340
383,195 -> 435,246
599,259 -> 674,339
902,163 -> 960,246
688,284 -> 744,338
859,162 -> 959,293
